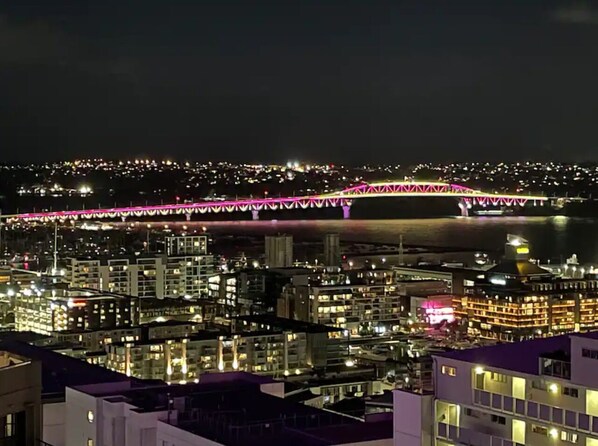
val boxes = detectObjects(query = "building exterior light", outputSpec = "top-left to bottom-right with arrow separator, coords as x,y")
549,383 -> 558,393
549,428 -> 558,439
475,367 -> 485,375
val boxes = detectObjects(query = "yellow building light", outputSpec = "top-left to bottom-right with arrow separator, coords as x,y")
549,383 -> 558,393
549,428 -> 558,439
474,366 -> 485,375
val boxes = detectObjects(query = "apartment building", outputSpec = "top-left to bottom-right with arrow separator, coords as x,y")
454,235 -> 598,342
66,235 -> 215,298
106,330 -> 309,382
105,317 -> 347,382
15,286 -> 139,335
394,331 -> 598,446
278,279 -> 404,333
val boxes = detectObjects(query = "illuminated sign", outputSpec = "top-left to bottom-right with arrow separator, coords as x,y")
490,277 -> 507,286
516,247 -> 529,254
425,307 -> 455,325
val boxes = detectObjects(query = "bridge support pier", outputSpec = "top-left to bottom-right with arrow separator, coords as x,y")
458,199 -> 470,217
342,205 -> 351,219
252,210 -> 259,221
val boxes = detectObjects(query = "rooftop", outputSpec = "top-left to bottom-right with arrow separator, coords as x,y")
435,332 -> 598,375
76,371 -> 391,446
0,340 -> 136,399
488,259 -> 552,277
234,314 -> 344,334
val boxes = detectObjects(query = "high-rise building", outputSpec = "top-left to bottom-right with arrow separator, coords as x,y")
265,235 -> 293,268
454,235 -> 598,342
394,331 -> 598,446
324,233 -> 341,267
66,235 -> 215,299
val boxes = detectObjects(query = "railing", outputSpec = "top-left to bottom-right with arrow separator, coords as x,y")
437,422 -> 525,446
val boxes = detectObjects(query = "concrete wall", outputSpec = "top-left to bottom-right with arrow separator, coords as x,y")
0,358 -> 42,446
65,387 -> 101,446
393,390 -> 433,446
571,336 -> 598,389
433,357 -> 473,406
43,402 -> 65,446
156,420 -> 224,446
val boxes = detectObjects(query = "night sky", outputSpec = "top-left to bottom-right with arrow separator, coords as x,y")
2,1 -> 598,164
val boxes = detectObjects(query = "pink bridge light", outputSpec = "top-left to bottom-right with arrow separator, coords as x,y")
6,181 -> 548,223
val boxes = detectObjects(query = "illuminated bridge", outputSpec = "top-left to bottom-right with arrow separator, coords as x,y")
4,181 -> 548,223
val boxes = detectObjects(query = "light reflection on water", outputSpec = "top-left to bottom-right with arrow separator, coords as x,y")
145,216 -> 598,264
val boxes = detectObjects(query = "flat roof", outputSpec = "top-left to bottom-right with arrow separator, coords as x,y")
0,341 -> 134,399
234,315 -> 343,333
435,332 -> 598,375
75,372 -> 390,446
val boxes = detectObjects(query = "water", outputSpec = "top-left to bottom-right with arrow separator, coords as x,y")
192,216 -> 598,264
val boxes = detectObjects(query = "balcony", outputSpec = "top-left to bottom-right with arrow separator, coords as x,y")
539,351 -> 571,379
437,423 -> 524,446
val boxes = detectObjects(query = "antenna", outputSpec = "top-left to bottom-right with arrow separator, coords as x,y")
53,221 -> 58,274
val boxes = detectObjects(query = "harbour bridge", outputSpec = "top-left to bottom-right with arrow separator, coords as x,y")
3,181 -> 548,223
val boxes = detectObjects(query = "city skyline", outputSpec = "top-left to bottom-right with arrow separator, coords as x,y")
2,1 -> 598,163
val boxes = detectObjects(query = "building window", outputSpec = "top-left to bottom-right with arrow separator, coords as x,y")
491,372 -> 507,383
441,365 -> 457,377
87,410 -> 94,423
561,430 -> 578,443
582,348 -> 598,359
87,440 -> 94,446
532,425 -> 548,435
563,387 -> 579,398
491,415 -> 506,425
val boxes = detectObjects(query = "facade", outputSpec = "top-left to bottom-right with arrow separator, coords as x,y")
66,235 -> 215,298
265,234 -> 293,268
53,320 -> 203,351
105,318 -> 347,382
324,233 -> 341,267
15,287 -> 139,335
138,298 -> 216,324
208,269 -> 267,315
0,350 -> 42,446
454,235 -> 598,342
278,281 -> 404,334
395,331 -> 598,446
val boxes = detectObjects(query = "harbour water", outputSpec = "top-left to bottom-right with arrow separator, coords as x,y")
194,216 -> 598,264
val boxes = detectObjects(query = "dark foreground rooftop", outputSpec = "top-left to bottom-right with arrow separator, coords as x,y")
0,340 -> 136,400
76,371 -> 391,446
435,331 -> 598,375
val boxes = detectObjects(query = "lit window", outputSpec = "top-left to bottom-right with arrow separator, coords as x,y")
87,410 -> 94,423
441,365 -> 457,377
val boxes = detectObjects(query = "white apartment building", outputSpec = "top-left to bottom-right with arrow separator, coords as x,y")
394,332 -> 598,446
66,236 -> 215,298
279,281 -> 404,334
